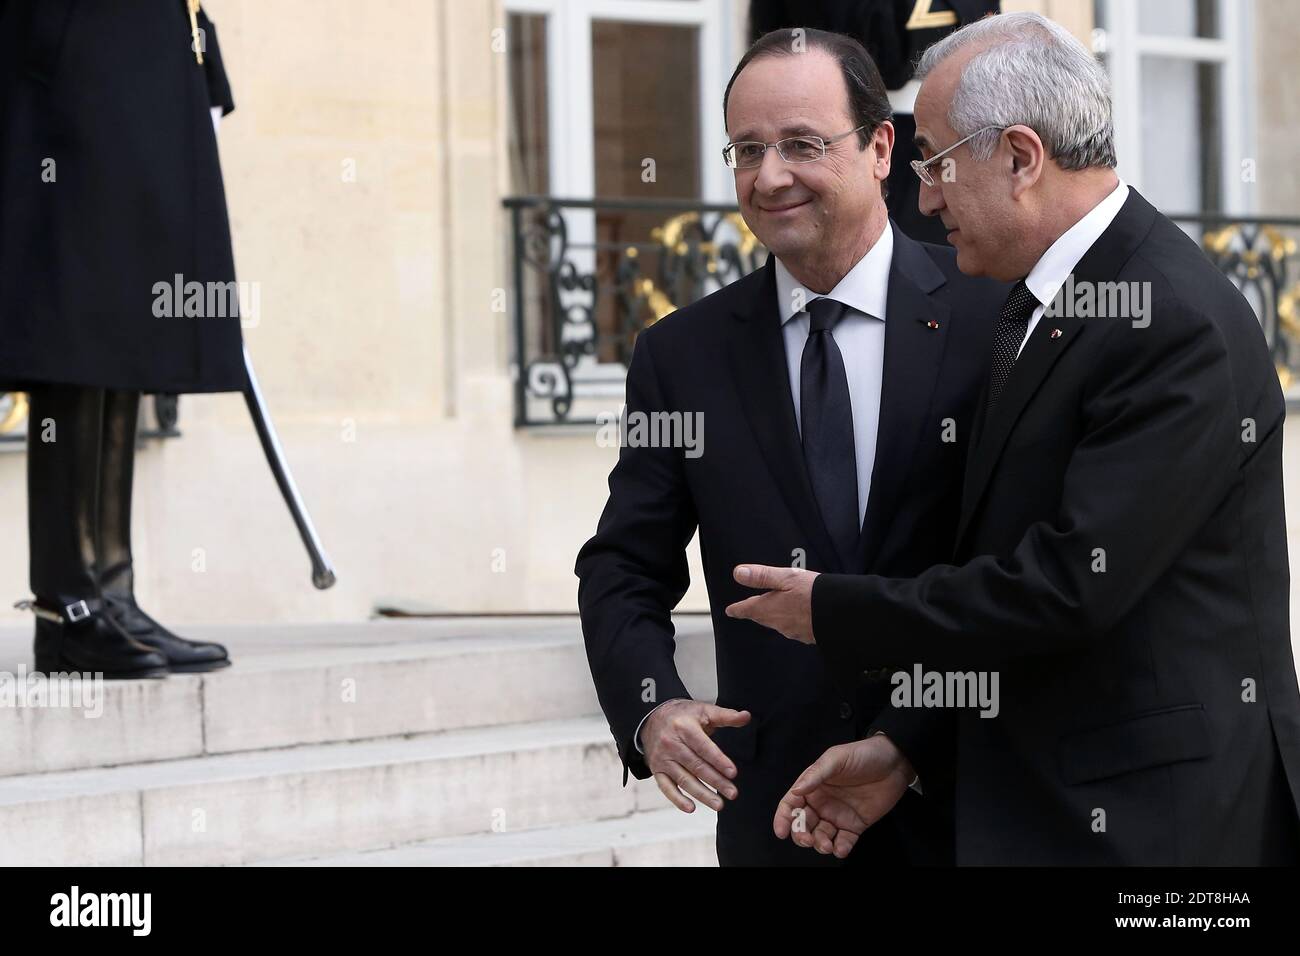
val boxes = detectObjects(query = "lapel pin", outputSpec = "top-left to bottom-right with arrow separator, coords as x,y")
1050,328 -> 1063,339
926,320 -> 940,330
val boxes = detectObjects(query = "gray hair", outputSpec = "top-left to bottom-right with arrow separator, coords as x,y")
916,11 -> 1116,170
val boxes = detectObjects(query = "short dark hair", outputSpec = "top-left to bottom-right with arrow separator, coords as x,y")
722,28 -> 893,150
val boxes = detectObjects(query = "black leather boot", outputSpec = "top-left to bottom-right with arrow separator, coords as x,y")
25,385 -> 168,679
97,389 -> 231,673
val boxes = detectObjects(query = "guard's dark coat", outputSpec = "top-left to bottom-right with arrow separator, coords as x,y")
749,0 -> 1002,89
0,0 -> 246,392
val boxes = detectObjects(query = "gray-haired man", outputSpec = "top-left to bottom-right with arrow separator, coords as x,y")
729,12 -> 1300,865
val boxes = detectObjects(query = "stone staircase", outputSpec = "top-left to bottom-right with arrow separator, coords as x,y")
0,616 -> 719,866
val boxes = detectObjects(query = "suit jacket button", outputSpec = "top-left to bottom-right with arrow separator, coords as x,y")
838,702 -> 853,720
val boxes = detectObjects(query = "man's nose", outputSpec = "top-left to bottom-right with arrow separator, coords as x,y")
917,176 -> 945,219
753,146 -> 793,194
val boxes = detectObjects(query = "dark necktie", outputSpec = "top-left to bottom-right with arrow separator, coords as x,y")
987,280 -> 1040,409
800,297 -> 859,569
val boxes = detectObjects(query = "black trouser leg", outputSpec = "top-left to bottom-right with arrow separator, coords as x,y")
26,385 -> 102,603
96,388 -> 140,603
26,384 -> 167,678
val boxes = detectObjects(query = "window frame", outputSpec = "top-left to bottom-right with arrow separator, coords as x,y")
1096,0 -> 1257,215
504,0 -> 737,205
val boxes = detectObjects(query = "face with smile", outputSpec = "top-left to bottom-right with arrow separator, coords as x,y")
724,49 -> 891,285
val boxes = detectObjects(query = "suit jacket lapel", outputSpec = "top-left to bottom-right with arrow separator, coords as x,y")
858,225 -> 950,570
955,188 -> 1160,550
727,256 -> 846,573
955,314 -> 1086,547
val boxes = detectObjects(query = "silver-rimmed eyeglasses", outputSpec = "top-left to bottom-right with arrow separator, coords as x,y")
910,125 -> 1007,185
723,125 -> 868,169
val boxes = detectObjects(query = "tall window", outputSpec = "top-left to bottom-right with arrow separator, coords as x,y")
1095,0 -> 1255,216
505,0 -> 736,389
505,0 -> 732,204
507,13 -> 550,198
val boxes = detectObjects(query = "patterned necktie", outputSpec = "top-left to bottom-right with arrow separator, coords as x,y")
800,297 -> 859,569
987,280 -> 1040,409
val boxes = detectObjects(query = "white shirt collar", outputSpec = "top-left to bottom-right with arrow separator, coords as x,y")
1023,179 -> 1130,309
773,223 -> 893,325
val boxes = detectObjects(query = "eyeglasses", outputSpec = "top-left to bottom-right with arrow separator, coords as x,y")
910,125 -> 1007,185
722,126 -> 868,169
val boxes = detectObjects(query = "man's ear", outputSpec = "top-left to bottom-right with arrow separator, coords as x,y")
1004,125 -> 1044,198
871,120 -> 895,183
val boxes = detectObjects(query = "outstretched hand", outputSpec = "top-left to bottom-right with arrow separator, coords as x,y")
725,564 -> 818,644
641,699 -> 751,813
773,734 -> 915,858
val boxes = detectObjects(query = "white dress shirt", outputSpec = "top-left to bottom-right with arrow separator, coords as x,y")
775,224 -> 892,529
635,227 -> 894,754
1019,178 -> 1129,357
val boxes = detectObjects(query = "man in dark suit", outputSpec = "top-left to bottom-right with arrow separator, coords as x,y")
575,28 -> 1006,866
729,12 -> 1300,864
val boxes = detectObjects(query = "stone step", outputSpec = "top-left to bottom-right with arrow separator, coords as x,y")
258,806 -> 718,867
0,616 -> 716,777
0,715 -> 672,867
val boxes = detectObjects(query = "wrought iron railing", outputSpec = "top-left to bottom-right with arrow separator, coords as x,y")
506,198 -> 1300,426
505,196 -> 766,427
1168,213 -> 1300,398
